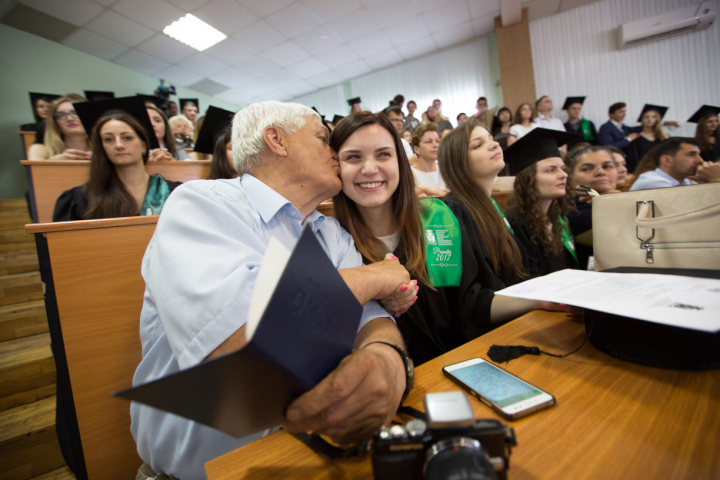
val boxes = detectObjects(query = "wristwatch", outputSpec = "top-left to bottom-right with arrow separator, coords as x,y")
364,341 -> 415,399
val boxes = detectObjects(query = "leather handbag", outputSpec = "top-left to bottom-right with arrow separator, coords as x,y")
592,183 -> 720,271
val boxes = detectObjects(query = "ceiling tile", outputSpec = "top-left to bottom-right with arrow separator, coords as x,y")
61,28 -> 130,60
412,0 -> 455,13
326,9 -> 379,42
260,88 -> 293,101
265,3 -> 321,38
137,34 -> 196,63
85,9 -> 155,46
112,0 -> 185,30
255,69 -> 302,88
363,48 -> 403,70
396,36 -> 437,60
292,26 -> 342,55
210,67 -> 255,87
315,45 -> 360,69
282,80 -> 316,97
472,13 -> 497,37
165,0 -> 210,10
306,71 -> 344,89
231,20 -> 286,53
424,0 -> 471,34
347,31 -> 392,58
432,20 -> 475,49
114,49 -> 169,74
302,0 -> 362,23
261,41 -> 310,67
469,0 -> 500,18
364,0 -> 417,28
19,0 -> 103,26
155,65 -> 204,86
214,89 -> 246,104
177,52 -> 228,75
233,56 -> 281,77
384,18 -> 431,47
193,0 -> 257,35
189,78 -> 230,96
91,0 -> 120,6
286,57 -> 329,78
235,78 -> 276,97
203,38 -> 254,64
333,59 -> 371,80
235,0 -> 294,18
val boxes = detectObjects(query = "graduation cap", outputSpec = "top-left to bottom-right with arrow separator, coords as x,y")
331,115 -> 345,125
74,96 -> 160,149
504,128 -> 581,176
136,94 -> 163,108
347,97 -> 361,107
562,96 -> 586,110
84,90 -> 115,101
311,107 -> 333,131
193,106 -> 234,154
29,92 -> 61,121
687,105 -> 720,123
637,104 -> 668,122
180,98 -> 199,112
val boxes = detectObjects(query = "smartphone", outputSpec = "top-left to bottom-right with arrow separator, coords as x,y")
443,358 -> 555,420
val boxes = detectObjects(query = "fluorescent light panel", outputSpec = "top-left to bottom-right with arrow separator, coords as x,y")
163,14 -> 226,52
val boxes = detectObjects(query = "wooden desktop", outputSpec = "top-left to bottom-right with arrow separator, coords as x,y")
206,310 -> 720,480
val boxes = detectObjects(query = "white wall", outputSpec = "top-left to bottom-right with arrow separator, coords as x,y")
530,0 -> 720,137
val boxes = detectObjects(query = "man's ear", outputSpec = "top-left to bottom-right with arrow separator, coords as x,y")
658,154 -> 672,169
263,126 -> 288,158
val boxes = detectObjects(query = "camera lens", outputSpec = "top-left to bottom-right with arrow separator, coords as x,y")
423,437 -> 498,480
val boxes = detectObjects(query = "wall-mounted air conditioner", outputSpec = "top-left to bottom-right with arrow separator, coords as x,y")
617,1 -> 716,49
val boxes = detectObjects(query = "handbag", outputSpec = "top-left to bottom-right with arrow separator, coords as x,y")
592,183 -> 720,271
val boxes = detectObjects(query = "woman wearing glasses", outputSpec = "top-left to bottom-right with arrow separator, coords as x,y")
27,94 -> 91,160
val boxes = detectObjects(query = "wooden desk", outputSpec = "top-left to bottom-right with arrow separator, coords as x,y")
27,216 -> 158,480
20,130 -> 36,157
206,311 -> 720,480
21,160 -> 210,223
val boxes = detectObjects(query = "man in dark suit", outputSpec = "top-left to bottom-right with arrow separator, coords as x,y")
598,102 -> 641,153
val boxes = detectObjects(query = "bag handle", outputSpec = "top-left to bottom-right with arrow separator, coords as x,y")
636,202 -> 720,228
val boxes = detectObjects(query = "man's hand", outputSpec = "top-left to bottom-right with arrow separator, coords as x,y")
662,120 -> 680,128
380,279 -> 418,317
627,133 -> 639,141
149,148 -> 174,162
339,256 -> 410,306
689,161 -> 720,183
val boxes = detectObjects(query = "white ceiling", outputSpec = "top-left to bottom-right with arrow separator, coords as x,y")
12,0 -> 598,107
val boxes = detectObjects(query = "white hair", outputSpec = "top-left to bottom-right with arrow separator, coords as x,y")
232,100 -> 320,174
168,115 -> 194,134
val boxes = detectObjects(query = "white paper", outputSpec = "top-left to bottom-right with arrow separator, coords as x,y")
495,269 -> 720,332
246,236 -> 291,341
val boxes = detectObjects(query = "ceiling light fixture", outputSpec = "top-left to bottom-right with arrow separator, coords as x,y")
163,14 -> 227,52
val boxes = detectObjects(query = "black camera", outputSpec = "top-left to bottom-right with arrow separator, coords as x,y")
370,392 -> 516,480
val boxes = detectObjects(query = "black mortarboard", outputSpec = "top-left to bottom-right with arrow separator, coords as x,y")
84,90 -> 115,101
193,106 -> 234,154
637,104 -> 668,122
562,96 -> 586,110
504,128 -> 581,175
180,98 -> 199,112
74,96 -> 160,149
332,115 -> 345,125
311,107 -> 333,131
29,92 -> 61,121
136,94 -> 163,107
687,105 -> 720,123
347,97 -> 361,106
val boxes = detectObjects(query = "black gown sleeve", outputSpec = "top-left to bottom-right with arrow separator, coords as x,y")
505,207 -> 545,278
590,121 -> 600,145
626,138 -> 642,173
52,186 -> 88,222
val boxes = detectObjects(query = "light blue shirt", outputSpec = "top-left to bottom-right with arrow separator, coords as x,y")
130,175 -> 391,480
629,168 -> 692,191
534,113 -> 566,132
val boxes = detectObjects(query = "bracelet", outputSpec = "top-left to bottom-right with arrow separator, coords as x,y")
363,341 -> 414,399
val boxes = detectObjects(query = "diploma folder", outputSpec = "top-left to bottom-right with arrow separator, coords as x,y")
115,226 -> 363,438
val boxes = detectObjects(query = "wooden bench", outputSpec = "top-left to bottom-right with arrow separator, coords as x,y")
21,160 -> 211,223
20,131 -> 36,158
27,216 -> 159,480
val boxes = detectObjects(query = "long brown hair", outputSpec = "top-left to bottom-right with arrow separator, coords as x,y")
84,113 -> 150,219
44,94 -> 89,157
330,112 -> 430,286
641,110 -> 667,141
438,124 -> 525,284
695,113 -> 720,152
513,103 -> 534,126
509,164 -> 570,257
208,130 -> 237,180
146,104 -> 177,156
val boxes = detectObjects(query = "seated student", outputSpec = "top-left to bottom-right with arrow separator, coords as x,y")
53,113 -> 180,221
207,130 -> 237,180
509,103 -> 538,140
504,128 -> 580,278
410,123 -> 448,196
689,105 -> 720,163
597,102 -> 641,154
403,100 -> 420,132
492,107 -> 516,149
534,96 -> 565,132
146,104 -> 191,161
426,105 -> 452,131
330,112 -> 563,365
563,96 -> 598,149
472,97 -> 497,132
605,145 -> 633,187
27,94 -> 91,160
131,101 -> 413,480
626,104 -> 668,172
565,146 -> 620,269
383,105 -> 414,159
401,127 -> 413,144
457,112 -> 469,125
169,115 -> 194,149
23,93 -> 59,144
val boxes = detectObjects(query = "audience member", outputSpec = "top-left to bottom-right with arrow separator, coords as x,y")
457,113 -> 469,125
403,100 -> 420,132
167,101 -> 178,117
630,137 -> 720,190
563,96 -> 598,149
509,103 -> 538,140
411,123 -> 447,196
348,97 -> 363,113
25,93 -> 60,144
383,105 -> 414,159
439,127 -> 452,139
181,101 -> 198,123
492,107 -> 516,149
392,94 -> 405,109
207,130 -> 237,180
169,115 -> 194,150
626,104 -> 668,172
472,97 -> 497,132
689,105 -> 720,162
146,104 -> 191,161
535,96 -> 566,132
597,102 -> 641,153
53,113 -> 180,221
27,94 -> 91,160
604,145 -> 633,187
401,128 -> 413,144
130,101 -> 412,479
426,106 -> 452,131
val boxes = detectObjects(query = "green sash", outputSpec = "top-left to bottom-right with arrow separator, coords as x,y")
141,175 -> 171,216
558,215 -> 577,261
419,198 -> 462,287
491,199 -> 514,235
581,119 -> 595,142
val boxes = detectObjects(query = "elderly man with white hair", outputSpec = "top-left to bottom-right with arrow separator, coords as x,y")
130,101 -> 414,480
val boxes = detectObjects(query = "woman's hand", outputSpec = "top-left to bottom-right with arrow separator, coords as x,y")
49,149 -> 91,161
538,301 -> 583,316
149,148 -> 173,162
380,279 -> 418,317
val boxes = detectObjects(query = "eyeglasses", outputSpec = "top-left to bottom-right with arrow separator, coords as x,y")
54,111 -> 79,121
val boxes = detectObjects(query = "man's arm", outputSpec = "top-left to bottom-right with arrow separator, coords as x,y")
598,123 -> 630,149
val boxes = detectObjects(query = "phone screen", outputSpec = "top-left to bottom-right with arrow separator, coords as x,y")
450,362 -> 543,408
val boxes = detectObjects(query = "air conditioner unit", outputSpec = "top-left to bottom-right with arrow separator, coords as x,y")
617,1 -> 716,49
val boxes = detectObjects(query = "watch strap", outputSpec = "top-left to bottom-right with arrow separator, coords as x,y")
363,341 -> 414,399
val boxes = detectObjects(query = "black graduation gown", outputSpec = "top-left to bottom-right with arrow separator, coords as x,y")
627,136 -> 660,173
700,140 -> 720,163
504,207 -> 579,278
52,177 -> 181,221
567,200 -> 592,270
564,119 -> 599,149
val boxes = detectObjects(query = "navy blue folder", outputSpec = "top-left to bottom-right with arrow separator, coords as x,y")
115,226 -> 363,438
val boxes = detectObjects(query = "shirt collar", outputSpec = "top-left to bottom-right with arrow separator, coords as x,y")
653,168 -> 683,186
610,119 -> 624,130
538,112 -> 553,121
